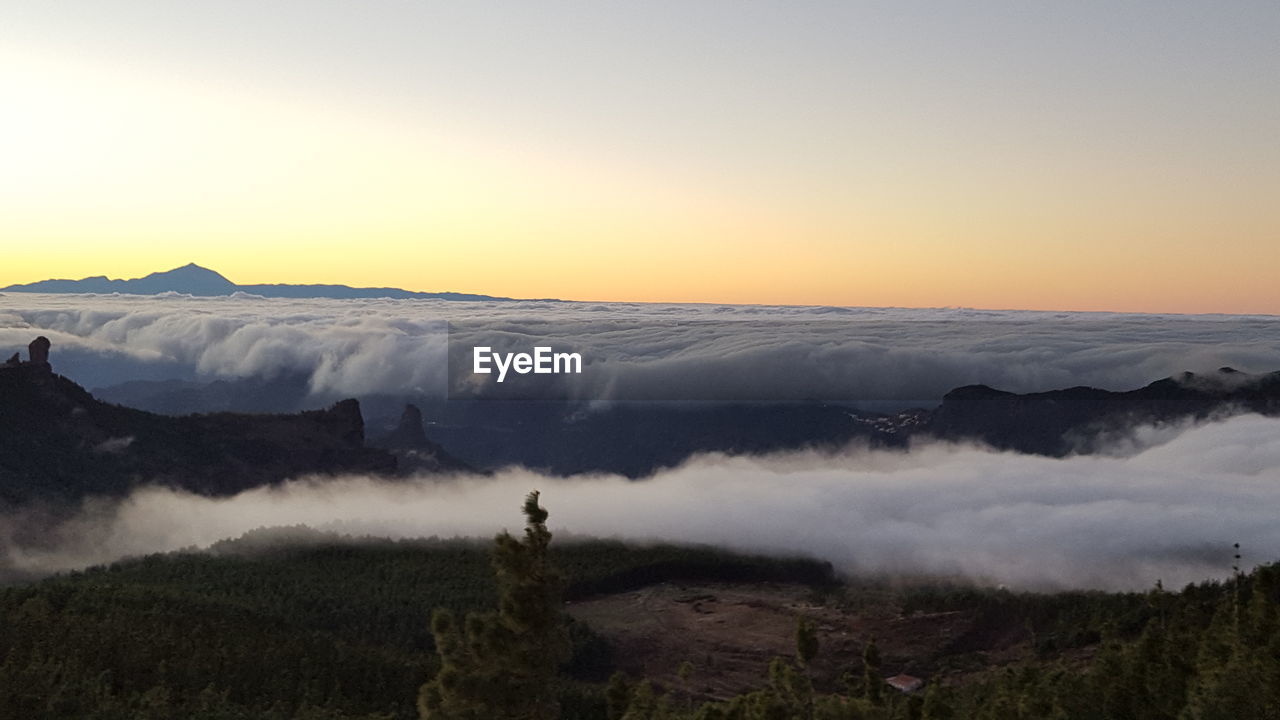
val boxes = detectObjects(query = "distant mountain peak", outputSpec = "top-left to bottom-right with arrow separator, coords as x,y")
1,264 -> 543,302
161,262 -> 222,275
134,263 -> 237,294
146,262 -> 232,278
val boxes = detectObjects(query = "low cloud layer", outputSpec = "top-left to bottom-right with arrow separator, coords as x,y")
6,414 -> 1279,591
2,293 -> 1279,404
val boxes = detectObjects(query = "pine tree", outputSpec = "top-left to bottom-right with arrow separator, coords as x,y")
791,616 -> 821,720
863,638 -> 883,706
920,681 -> 954,720
606,672 -> 634,720
418,491 -> 571,720
796,616 -> 819,669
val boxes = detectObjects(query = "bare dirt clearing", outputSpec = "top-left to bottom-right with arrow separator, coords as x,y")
567,581 -> 1017,700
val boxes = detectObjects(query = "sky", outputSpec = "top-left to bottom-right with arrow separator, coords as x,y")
2,2 -> 1277,311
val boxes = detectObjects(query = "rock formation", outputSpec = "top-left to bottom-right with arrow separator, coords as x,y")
2,337 -> 53,374
0,367 -> 398,505
371,403 -> 473,475
28,336 -> 50,368
378,404 -> 431,450
2,337 -> 52,370
308,398 -> 367,447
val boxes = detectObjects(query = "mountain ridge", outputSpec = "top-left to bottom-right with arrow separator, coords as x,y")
1,263 -> 555,302
7,334 -> 1280,502
90,364 -> 1280,477
927,367 -> 1280,454
0,338 -> 466,507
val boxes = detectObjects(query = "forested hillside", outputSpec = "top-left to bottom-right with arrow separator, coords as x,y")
2,504 -> 1277,719
0,531 -> 830,719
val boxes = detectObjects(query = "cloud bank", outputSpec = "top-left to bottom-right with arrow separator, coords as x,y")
2,293 -> 1279,404
7,414 -> 1279,591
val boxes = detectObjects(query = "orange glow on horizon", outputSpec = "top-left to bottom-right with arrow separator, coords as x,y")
3,14 -> 1277,317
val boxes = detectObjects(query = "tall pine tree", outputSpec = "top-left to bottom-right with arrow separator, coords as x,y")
418,491 -> 571,720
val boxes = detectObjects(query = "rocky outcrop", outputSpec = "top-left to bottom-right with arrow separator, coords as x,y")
371,404 -> 473,475
27,336 -> 50,368
0,356 -> 398,506
2,336 -> 53,372
377,404 -> 430,450
309,398 -> 367,447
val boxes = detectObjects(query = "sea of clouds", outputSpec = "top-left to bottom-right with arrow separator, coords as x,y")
2,292 -> 1279,405
4,293 -> 1280,590
6,413 -> 1280,591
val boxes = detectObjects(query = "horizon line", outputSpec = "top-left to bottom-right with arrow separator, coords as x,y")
4,262 -> 1279,319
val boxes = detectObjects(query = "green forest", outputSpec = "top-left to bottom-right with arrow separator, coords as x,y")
2,496 -> 1277,719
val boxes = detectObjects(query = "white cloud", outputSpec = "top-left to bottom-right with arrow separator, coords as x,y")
6,414 -> 1279,591
2,293 -> 1278,404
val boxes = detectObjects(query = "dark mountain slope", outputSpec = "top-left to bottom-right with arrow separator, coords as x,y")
927,367 -> 1280,455
0,343 -> 395,505
419,400 -> 909,477
90,365 -> 1280,477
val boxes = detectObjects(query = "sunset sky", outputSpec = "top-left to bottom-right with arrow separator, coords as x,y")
2,2 -> 1277,312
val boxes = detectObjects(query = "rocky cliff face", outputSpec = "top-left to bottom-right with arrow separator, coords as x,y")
0,339 -> 396,506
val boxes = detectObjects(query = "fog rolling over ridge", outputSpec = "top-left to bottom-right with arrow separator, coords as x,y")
6,414 -> 1279,592
5,292 -> 1280,591
2,293 -> 1279,405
